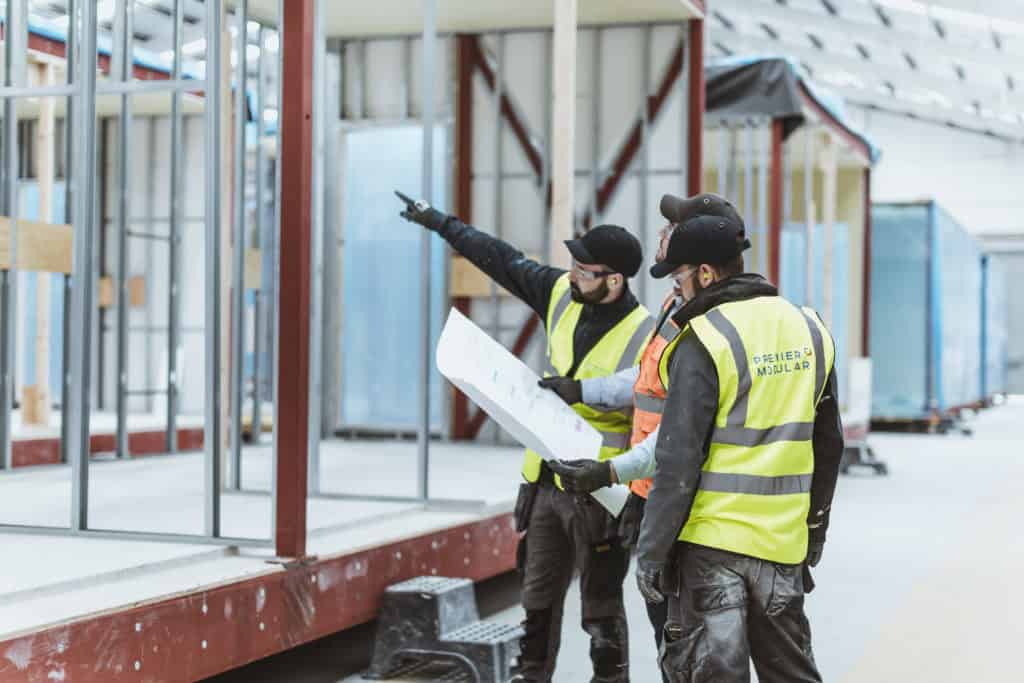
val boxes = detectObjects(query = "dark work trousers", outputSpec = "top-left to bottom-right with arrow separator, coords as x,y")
619,493 -> 670,683
659,543 -> 822,683
514,479 -> 631,682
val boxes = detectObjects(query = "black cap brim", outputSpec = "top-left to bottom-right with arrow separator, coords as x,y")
649,260 -> 679,279
564,238 -> 596,265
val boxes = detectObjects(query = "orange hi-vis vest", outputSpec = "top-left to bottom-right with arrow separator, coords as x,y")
628,292 -> 682,498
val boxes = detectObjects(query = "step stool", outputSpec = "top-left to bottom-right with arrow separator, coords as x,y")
841,441 -> 888,476
366,576 -> 523,683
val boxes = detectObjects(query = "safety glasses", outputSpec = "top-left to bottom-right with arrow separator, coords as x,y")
571,261 -> 615,280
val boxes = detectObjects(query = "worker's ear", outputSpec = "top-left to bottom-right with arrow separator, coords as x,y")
698,264 -> 716,286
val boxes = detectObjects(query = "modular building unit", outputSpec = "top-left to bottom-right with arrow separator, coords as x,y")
870,201 -> 983,421
989,252 -> 1024,394
981,254 -> 1009,401
328,16 -> 707,441
701,57 -> 877,431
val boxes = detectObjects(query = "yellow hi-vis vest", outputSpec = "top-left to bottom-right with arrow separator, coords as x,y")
658,296 -> 835,564
522,273 -> 654,484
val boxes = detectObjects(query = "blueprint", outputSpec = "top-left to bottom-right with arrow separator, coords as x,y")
436,308 -> 629,516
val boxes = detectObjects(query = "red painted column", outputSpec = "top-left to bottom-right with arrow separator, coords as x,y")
861,167 -> 873,356
452,35 -> 475,439
769,119 -> 784,284
687,18 -> 705,196
276,0 -> 315,559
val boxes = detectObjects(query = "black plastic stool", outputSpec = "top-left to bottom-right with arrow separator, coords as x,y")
366,576 -> 522,683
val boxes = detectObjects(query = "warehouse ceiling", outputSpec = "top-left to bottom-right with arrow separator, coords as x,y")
16,0 -> 1024,141
710,0 -> 1024,141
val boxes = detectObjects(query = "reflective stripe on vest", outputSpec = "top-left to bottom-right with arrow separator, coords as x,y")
700,471 -> 813,496
633,392 -> 666,414
522,273 -> 654,485
662,296 -> 835,565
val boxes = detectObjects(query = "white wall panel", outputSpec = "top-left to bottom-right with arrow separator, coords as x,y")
849,106 -> 1024,236
365,39 -> 406,119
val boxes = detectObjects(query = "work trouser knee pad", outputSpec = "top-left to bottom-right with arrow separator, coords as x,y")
587,618 -> 629,680
519,608 -> 555,664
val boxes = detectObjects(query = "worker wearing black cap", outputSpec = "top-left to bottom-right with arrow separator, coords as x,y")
548,197 -> 845,682
397,194 -> 654,683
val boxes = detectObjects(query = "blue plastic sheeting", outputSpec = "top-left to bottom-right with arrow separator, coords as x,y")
936,206 -> 982,410
870,202 -> 982,419
339,125 -> 447,431
17,182 -> 67,399
778,221 -> 849,397
981,256 -> 1008,397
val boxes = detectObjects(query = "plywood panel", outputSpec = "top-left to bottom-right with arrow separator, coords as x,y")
450,256 -> 513,298
0,218 -> 73,273
244,248 -> 262,290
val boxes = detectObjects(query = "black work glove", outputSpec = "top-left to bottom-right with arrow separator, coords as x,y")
537,376 -> 582,405
548,459 -> 613,494
395,190 -> 450,232
806,538 -> 824,568
636,560 -> 665,604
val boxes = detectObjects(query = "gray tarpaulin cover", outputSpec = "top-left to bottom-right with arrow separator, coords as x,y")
706,56 -> 879,162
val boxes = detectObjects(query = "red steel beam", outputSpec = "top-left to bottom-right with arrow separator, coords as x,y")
0,512 -> 518,683
6,26 -> 173,80
276,0 -> 315,559
452,35 -> 476,439
797,81 -> 871,166
471,37 -> 544,179
769,119 -> 784,284
861,167 -> 873,356
10,428 -> 205,468
591,39 -> 686,218
579,34 -> 688,229
466,24 -> 702,438
688,19 -> 705,195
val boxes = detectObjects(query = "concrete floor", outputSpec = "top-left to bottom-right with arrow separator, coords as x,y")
324,397 -> 1024,683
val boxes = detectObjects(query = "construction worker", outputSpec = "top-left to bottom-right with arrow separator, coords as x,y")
397,195 -> 654,683
550,209 -> 844,682
544,193 -> 745,676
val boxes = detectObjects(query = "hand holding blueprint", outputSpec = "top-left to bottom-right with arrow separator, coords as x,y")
436,308 -> 629,516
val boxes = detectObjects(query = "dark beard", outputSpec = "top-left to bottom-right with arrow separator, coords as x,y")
570,279 -> 610,304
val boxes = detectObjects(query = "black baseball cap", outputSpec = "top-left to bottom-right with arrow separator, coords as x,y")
650,198 -> 751,278
660,192 -> 744,228
564,224 -> 643,278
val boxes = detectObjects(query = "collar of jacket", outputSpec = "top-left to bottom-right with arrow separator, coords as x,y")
670,273 -> 779,329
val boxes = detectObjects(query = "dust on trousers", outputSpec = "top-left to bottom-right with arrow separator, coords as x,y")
512,479 -> 630,683
660,544 -> 822,683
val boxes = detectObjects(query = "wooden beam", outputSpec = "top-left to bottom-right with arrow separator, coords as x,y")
244,248 -> 262,290
769,119 -> 783,285
277,0 -> 315,559
25,61 -> 58,425
0,218 -> 73,273
819,133 -> 838,328
549,0 -> 577,270
861,167 -> 872,356
97,275 -> 146,309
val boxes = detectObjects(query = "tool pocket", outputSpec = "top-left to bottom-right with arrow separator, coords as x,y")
767,563 -> 803,617
660,621 -> 709,683
514,483 -> 538,532
575,495 -> 618,545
